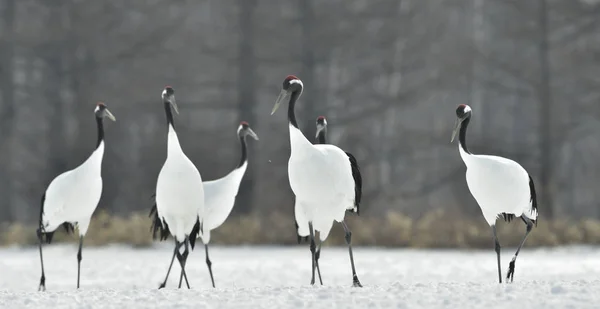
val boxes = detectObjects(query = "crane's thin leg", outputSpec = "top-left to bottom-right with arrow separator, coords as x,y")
37,228 -> 46,291
314,242 -> 323,285
76,236 -> 83,289
506,217 -> 534,282
177,238 -> 191,289
158,239 -> 178,289
205,244 -> 216,288
341,221 -> 362,287
308,222 -> 317,285
492,225 -> 502,284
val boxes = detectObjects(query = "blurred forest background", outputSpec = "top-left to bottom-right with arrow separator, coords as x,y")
1,0 -> 600,248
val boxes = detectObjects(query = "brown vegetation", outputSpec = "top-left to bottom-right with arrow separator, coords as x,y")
3,210 -> 600,248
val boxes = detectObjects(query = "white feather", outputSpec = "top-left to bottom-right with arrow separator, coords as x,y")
155,125 -> 204,242
199,162 -> 248,243
459,143 -> 537,226
289,124 -> 355,241
42,142 -> 104,236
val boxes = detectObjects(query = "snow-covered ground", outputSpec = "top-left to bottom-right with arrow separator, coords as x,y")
0,244 -> 599,308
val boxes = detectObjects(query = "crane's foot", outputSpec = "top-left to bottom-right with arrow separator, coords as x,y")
158,282 -> 166,289
352,275 -> 363,288
38,276 -> 46,292
506,257 -> 516,283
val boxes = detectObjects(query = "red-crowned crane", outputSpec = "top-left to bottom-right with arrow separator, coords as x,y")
151,121 -> 258,288
451,104 -> 538,283
272,76 -> 363,287
37,102 -> 116,291
151,86 -> 203,289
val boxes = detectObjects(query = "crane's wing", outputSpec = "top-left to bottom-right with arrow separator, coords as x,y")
345,151 -> 362,215
314,145 -> 358,212
202,167 -> 246,231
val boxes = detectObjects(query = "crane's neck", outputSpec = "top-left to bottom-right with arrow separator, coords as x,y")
288,90 -> 301,129
316,129 -> 327,144
237,135 -> 247,168
164,101 -> 175,129
167,125 -> 183,156
164,101 -> 182,156
95,116 -> 104,149
458,116 -> 471,155
286,89 -> 313,153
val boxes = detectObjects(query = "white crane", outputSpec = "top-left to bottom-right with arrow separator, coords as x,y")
271,75 -> 363,287
151,121 -> 259,288
294,115 -> 362,286
151,86 -> 204,289
451,104 -> 538,283
37,102 -> 116,291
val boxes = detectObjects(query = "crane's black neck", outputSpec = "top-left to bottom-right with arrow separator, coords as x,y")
95,116 -> 104,149
237,135 -> 248,168
164,101 -> 175,130
459,116 -> 471,154
317,130 -> 327,144
288,90 -> 301,129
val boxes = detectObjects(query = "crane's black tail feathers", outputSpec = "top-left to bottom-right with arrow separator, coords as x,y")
37,193 -> 74,244
501,213 -> 515,222
189,219 -> 201,250
529,175 -> 538,227
345,152 -> 362,216
149,203 -> 170,241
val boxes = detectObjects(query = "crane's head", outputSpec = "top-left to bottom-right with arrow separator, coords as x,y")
315,116 -> 327,138
451,104 -> 472,142
238,121 -> 259,140
94,102 -> 116,121
161,86 -> 179,114
271,75 -> 303,115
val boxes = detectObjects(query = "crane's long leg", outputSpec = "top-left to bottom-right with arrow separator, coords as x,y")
76,236 -> 83,289
506,217 -> 534,282
308,222 -> 317,285
37,228 -> 46,291
341,221 -> 362,287
177,238 -> 191,289
492,225 -> 502,283
314,242 -> 323,285
158,239 -> 178,289
205,244 -> 216,288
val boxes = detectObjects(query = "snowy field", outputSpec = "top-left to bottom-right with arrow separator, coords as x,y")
1,245 -> 599,308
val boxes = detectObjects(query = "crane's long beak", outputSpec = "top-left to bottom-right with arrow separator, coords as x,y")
271,89 -> 289,115
169,97 -> 179,115
451,118 -> 461,142
105,108 -> 116,121
247,127 -> 259,140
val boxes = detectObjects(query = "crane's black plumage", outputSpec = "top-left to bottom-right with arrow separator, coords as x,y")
149,197 -> 200,249
150,203 -> 170,242
346,151 -> 362,215
529,175 -> 538,226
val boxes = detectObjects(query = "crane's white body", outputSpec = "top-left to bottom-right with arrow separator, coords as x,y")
289,125 -> 355,241
199,162 -> 247,243
155,125 -> 205,242
41,142 -> 105,236
459,144 -> 538,226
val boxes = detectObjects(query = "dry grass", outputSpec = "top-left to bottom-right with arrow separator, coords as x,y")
2,209 -> 600,248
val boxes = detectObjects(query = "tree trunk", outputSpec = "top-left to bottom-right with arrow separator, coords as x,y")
0,0 -> 16,222
299,0 -> 316,135
234,0 -> 257,214
538,0 -> 553,218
